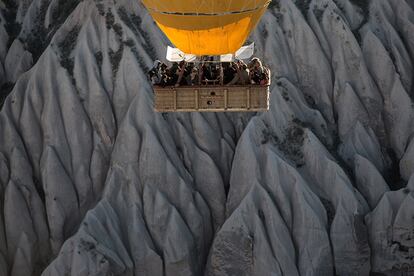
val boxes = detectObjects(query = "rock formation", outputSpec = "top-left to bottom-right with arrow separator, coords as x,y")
0,0 -> 414,275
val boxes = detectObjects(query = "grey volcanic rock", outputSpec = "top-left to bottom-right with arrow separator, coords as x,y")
5,39 -> 32,83
0,4 -> 8,87
363,27 -> 414,159
401,139 -> 414,181
366,176 -> 414,273
1,0 -> 414,275
354,154 -> 390,209
211,87 -> 333,275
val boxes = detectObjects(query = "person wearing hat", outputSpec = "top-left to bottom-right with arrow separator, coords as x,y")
188,67 -> 199,85
158,63 -> 169,86
249,57 -> 264,84
227,59 -> 250,85
148,60 -> 162,85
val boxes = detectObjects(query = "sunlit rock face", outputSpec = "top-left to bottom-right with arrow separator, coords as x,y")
0,0 -> 414,275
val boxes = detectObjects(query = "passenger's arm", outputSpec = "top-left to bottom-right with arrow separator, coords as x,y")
175,64 -> 186,87
227,74 -> 239,86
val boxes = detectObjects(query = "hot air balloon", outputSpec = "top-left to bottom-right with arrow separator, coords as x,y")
143,0 -> 271,112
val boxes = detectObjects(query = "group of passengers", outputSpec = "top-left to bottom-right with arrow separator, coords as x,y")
148,57 -> 270,87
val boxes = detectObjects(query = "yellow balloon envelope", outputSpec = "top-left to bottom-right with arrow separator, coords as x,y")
142,0 -> 270,55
